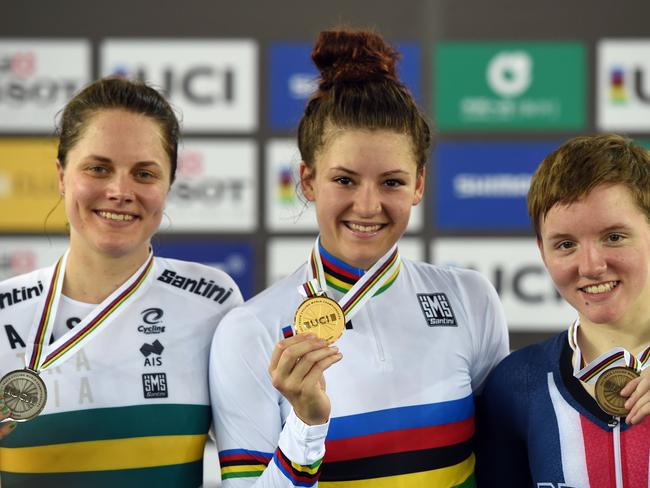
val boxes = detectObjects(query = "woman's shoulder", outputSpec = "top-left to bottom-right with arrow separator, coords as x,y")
403,259 -> 495,293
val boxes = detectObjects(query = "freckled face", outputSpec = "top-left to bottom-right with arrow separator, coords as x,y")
538,183 -> 650,328
57,109 -> 171,260
300,129 -> 425,269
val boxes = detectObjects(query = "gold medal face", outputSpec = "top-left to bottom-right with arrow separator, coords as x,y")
594,367 -> 639,417
0,369 -> 47,421
294,296 -> 345,344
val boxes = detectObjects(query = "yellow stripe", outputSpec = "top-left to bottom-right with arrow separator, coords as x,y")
0,434 -> 207,473
290,459 -> 321,475
319,455 -> 474,487
221,464 -> 266,474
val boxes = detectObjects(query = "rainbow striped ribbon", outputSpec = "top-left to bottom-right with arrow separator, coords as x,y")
298,236 -> 401,323
568,319 -> 650,384
25,250 -> 155,372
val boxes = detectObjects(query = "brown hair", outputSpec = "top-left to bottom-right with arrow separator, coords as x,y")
297,29 -> 431,171
56,77 -> 180,184
528,134 -> 650,237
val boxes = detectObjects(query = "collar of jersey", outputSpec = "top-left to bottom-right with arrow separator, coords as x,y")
319,243 -> 399,296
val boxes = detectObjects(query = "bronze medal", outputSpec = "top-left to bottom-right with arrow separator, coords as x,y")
0,369 -> 47,421
294,296 -> 345,344
594,367 -> 639,417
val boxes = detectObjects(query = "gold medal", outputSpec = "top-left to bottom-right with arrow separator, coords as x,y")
294,296 -> 345,344
594,367 -> 639,417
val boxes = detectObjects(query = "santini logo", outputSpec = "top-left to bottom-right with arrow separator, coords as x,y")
142,373 -> 168,399
417,293 -> 457,326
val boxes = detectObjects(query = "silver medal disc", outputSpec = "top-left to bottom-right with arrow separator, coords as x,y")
0,369 -> 47,421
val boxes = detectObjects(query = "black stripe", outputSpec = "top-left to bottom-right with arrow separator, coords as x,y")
220,459 -> 269,467
322,263 -> 357,285
320,441 -> 473,481
277,448 -> 321,481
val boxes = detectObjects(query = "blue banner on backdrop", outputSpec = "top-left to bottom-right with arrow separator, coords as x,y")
268,42 -> 421,131
434,141 -> 560,231
153,240 -> 254,299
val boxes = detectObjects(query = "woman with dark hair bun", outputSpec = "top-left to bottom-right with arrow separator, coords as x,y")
210,29 -> 508,487
0,77 -> 243,487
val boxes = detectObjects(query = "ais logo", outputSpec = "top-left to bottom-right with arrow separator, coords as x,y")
140,339 -> 164,367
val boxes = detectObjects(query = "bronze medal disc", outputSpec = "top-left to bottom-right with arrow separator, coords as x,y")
294,296 -> 345,344
594,367 -> 639,417
0,369 -> 47,421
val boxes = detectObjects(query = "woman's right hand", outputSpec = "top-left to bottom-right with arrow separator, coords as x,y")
268,333 -> 343,426
0,399 -> 17,440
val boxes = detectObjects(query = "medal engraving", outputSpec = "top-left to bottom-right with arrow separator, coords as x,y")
294,296 -> 345,344
594,367 -> 639,417
0,369 -> 47,421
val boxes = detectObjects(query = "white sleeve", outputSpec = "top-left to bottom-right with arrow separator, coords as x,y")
466,272 -> 510,395
209,306 -> 328,487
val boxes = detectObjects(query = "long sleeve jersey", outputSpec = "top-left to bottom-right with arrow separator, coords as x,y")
0,256 -> 242,487
209,258 -> 508,487
476,332 -> 650,488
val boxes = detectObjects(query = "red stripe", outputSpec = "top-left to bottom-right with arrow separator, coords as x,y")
581,415 -> 615,487
620,419 -> 650,486
220,453 -> 271,465
275,449 -> 318,484
342,249 -> 397,313
323,417 -> 474,462
321,254 -> 359,281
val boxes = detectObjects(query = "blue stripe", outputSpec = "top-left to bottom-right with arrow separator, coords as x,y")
273,451 -> 317,487
327,396 -> 474,440
219,448 -> 273,460
319,243 -> 365,277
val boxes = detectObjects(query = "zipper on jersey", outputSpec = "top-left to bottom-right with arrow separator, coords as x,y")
611,417 -> 623,488
364,307 -> 386,362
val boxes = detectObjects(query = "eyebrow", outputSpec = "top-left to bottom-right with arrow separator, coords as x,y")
544,224 -> 632,241
83,155 -> 162,167
327,166 -> 411,177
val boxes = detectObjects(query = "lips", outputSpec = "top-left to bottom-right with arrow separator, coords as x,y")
345,222 -> 385,233
96,210 -> 136,222
580,280 -> 620,294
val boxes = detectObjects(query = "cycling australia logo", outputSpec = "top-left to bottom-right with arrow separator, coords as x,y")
138,307 -> 165,335
417,293 -> 457,327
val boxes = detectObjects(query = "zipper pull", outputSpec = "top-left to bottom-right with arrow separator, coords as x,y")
608,417 -> 619,429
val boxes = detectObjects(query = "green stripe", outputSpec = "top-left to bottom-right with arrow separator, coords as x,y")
1,404 -> 210,448
325,273 -> 398,297
454,472 -> 476,488
1,460 -> 203,488
222,470 -> 263,479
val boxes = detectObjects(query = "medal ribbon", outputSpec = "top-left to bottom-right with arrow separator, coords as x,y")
298,236 -> 401,322
568,319 -> 650,384
25,250 -> 155,372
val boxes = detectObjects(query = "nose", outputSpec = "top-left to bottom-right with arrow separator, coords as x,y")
353,183 -> 382,217
106,172 -> 135,203
578,243 -> 607,278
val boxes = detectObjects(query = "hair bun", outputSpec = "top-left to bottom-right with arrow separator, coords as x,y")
312,30 -> 400,88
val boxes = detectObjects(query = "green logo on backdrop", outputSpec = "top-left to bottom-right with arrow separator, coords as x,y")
435,42 -> 585,130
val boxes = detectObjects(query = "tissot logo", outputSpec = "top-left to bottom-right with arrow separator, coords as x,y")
0,52 -> 78,106
142,373 -> 168,399
140,339 -> 164,367
417,293 -> 457,326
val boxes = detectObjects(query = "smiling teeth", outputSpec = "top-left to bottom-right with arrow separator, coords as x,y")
98,211 -> 134,222
582,281 -> 618,294
348,223 -> 382,232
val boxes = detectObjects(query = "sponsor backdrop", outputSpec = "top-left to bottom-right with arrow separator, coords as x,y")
4,1 -> 650,485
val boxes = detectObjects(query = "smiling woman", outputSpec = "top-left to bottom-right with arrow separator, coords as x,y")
209,29 -> 509,488
0,78 -> 243,487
